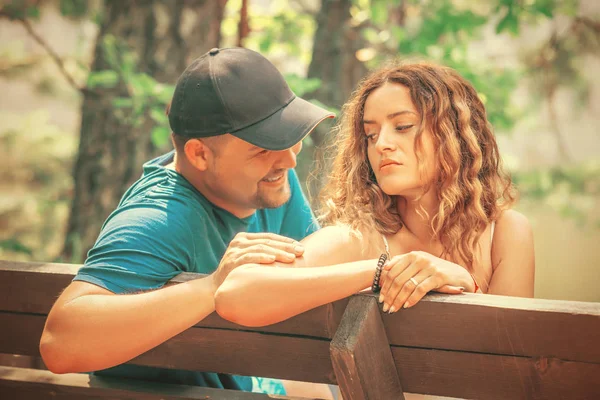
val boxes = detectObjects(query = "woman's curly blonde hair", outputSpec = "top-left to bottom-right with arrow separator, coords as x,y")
318,61 -> 516,270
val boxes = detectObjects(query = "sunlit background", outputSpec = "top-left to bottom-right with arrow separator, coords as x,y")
0,0 -> 598,302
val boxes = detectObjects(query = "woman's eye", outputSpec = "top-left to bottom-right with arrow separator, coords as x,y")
396,124 -> 413,132
365,133 -> 378,142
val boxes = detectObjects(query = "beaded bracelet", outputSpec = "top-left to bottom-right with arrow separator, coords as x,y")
371,253 -> 388,293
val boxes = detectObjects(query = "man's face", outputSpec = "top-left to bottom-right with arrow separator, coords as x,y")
202,135 -> 303,217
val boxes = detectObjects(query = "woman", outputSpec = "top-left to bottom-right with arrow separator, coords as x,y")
215,61 -> 535,327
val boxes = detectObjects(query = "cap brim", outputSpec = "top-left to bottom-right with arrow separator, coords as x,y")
231,96 -> 335,151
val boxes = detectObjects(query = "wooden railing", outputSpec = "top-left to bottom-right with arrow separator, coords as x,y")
1,260 -> 599,399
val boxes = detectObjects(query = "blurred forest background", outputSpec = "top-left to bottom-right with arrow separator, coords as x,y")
0,0 -> 598,302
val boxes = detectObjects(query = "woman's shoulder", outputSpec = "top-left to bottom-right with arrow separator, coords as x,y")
495,209 -> 532,234
491,209 -> 534,268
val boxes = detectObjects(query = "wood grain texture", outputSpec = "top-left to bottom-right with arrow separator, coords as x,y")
330,296 -> 404,400
0,366 -> 309,399
378,292 -> 600,364
0,312 -> 337,384
392,346 -> 600,400
3,261 -> 598,364
1,312 -> 599,399
2,260 -> 600,400
0,261 -> 345,339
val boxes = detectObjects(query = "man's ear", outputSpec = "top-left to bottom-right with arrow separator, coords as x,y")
184,139 -> 212,171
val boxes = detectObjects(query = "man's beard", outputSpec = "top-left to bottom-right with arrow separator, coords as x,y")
252,180 -> 291,209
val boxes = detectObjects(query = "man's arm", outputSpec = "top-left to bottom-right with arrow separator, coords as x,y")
40,230 -> 304,374
40,277 -> 215,374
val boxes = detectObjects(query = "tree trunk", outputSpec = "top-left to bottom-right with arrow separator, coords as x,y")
62,0 -> 227,262
302,0 -> 368,199
308,0 -> 367,122
237,0 -> 250,47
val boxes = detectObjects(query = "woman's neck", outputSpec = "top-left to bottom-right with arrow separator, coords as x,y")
395,190 -> 439,246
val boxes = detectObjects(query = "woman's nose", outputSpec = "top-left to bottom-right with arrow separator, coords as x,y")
375,126 -> 397,152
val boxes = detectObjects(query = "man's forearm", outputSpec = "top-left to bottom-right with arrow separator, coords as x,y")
40,276 -> 216,373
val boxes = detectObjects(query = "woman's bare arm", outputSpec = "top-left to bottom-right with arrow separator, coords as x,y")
214,225 -> 380,326
488,210 -> 535,297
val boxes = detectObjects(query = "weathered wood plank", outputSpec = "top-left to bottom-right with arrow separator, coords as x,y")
0,354 -> 45,370
0,312 -> 336,384
2,261 -> 599,364
3,311 -> 598,400
0,313 -> 45,357
2,260 -> 600,400
0,366 -> 308,399
0,261 -> 344,340
392,347 -> 600,400
330,296 -> 403,400
0,262 -> 76,315
378,291 -> 600,364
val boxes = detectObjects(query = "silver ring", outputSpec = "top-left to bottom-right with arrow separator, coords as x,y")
409,277 -> 418,286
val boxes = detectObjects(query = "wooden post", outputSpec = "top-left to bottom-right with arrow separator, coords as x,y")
330,294 -> 404,400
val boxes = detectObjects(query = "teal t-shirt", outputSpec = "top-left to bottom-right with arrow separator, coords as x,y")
74,151 -> 318,392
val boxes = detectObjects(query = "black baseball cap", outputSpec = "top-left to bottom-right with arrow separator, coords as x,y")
168,47 -> 334,151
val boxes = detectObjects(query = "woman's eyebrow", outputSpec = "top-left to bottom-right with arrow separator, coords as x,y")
362,110 -> 417,124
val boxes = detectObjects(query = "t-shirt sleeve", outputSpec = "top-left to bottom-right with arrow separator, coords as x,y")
279,169 -> 320,241
74,204 -> 197,294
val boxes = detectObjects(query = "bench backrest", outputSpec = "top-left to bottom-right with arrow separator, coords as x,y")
1,260 -> 599,399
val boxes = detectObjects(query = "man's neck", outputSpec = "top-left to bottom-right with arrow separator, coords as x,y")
165,151 -> 179,171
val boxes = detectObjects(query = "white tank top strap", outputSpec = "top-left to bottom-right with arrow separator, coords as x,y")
490,221 -> 496,244
382,234 -> 390,257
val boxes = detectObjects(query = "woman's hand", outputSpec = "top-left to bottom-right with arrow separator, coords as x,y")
379,251 -> 473,312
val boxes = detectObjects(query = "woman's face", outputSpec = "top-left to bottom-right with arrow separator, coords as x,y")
363,82 -> 437,198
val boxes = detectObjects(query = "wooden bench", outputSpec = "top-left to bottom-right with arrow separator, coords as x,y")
1,260 -> 599,399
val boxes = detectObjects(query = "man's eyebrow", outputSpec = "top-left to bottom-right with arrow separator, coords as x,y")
248,145 -> 269,154
362,110 -> 417,124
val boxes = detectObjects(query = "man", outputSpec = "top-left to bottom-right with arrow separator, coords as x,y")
39,47 -> 334,392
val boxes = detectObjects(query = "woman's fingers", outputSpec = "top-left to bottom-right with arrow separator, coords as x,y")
402,276 -> 440,309
380,255 -> 412,296
380,262 -> 421,312
384,281 -> 465,313
435,284 -> 465,294
385,270 -> 432,312
378,252 -> 469,312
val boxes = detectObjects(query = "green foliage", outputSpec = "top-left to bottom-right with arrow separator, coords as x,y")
246,0 -> 316,58
494,0 -> 579,35
5,0 -> 597,232
85,34 -> 174,147
284,74 -> 321,97
0,0 -> 39,20
521,2 -> 598,112
1,0 -> 89,20
0,238 -> 33,255
86,70 -> 118,89
514,163 -> 600,226
353,0 -> 522,131
224,0 -> 597,227
59,0 -> 89,19
495,3 -> 520,35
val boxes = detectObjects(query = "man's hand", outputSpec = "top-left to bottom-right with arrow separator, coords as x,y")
212,232 -> 304,289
